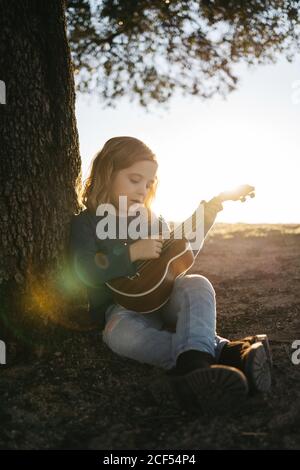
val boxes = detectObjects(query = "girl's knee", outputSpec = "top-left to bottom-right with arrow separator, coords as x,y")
102,313 -> 124,347
102,312 -> 147,354
103,314 -> 122,335
175,274 -> 215,296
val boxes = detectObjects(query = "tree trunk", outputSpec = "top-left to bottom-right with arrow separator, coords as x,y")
0,0 -> 86,362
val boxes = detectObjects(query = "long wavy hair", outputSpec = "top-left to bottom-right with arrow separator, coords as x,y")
80,136 -> 158,214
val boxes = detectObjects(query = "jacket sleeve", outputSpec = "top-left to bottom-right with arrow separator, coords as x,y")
202,196 -> 223,237
69,214 -> 138,288
188,196 -> 223,257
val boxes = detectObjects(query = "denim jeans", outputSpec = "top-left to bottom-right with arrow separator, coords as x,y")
102,274 -> 229,370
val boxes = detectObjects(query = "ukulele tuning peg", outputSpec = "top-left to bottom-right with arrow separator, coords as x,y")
249,192 -> 255,198
240,197 -> 246,202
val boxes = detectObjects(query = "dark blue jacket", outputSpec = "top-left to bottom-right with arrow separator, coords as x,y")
69,198 -> 223,329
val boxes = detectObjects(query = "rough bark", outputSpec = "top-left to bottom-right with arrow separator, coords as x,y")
0,0 -> 85,361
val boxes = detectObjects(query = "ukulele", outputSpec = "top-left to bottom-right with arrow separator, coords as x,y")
106,184 -> 255,313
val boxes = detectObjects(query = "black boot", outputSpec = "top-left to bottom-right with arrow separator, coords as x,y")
237,334 -> 273,368
218,337 -> 272,394
165,349 -> 248,413
172,349 -> 215,376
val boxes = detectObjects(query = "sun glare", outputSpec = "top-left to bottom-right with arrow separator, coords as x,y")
78,58 -> 300,224
149,109 -> 299,224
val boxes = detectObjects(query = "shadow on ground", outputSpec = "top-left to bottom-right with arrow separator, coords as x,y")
0,224 -> 300,449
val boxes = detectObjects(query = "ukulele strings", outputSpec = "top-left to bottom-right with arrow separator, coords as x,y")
135,213 -> 197,273
135,228 -> 178,273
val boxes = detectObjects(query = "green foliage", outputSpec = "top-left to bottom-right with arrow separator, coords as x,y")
66,0 -> 300,107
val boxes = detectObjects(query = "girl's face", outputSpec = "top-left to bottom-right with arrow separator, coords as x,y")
110,160 -> 157,212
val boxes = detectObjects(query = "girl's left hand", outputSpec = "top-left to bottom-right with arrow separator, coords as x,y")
218,184 -> 255,203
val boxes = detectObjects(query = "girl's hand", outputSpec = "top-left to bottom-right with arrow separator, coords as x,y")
129,237 -> 163,262
218,184 -> 255,203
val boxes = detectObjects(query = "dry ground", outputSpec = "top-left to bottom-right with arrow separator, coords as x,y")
0,224 -> 300,449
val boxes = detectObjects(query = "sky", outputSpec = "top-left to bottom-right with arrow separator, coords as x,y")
75,57 -> 300,224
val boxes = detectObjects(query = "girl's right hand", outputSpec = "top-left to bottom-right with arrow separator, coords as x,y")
129,237 -> 163,262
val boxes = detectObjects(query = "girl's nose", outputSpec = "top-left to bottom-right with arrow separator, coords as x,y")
138,185 -> 147,198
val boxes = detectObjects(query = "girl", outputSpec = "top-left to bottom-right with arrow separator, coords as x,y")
70,136 -> 272,412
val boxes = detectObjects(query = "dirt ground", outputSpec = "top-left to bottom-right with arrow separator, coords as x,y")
0,224 -> 300,450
